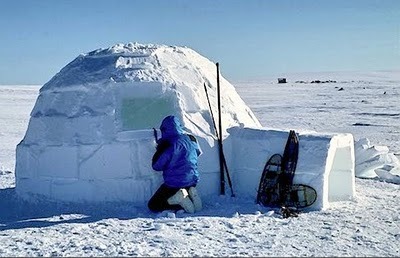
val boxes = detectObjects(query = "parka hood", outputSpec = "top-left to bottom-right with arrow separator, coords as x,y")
160,115 -> 184,139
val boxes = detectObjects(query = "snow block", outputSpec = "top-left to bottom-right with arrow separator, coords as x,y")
22,117 -> 46,145
31,87 -> 115,118
197,171 -> 221,197
38,146 -> 78,178
16,177 -> 52,200
68,115 -> 116,145
15,144 -> 39,179
322,133 -> 355,203
24,116 -> 116,145
116,130 -> 160,179
129,140 -> 156,179
354,138 -> 400,179
51,178 -> 95,202
79,143 -> 132,180
129,179 -> 157,204
24,117 -> 74,145
197,145 -> 220,173
50,178 -> 152,203
227,127 -> 355,210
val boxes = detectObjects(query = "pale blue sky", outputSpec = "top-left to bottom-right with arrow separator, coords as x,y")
0,0 -> 399,84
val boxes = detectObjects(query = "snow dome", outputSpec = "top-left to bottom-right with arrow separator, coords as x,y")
15,42 -> 355,209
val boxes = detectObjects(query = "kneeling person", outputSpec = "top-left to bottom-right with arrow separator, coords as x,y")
148,115 -> 203,213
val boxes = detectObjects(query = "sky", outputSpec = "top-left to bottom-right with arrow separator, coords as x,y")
0,0 -> 399,84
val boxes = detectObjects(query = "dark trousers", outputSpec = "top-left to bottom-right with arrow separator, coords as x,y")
148,183 -> 193,213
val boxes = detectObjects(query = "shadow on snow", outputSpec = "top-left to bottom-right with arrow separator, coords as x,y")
0,187 -> 151,230
0,187 -> 274,231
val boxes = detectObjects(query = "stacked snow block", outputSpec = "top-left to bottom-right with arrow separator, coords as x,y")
16,129 -> 162,204
226,127 -> 355,210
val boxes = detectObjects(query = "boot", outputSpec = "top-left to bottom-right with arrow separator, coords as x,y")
167,189 -> 195,213
188,187 -> 202,212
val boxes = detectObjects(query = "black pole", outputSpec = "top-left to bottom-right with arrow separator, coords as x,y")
223,152 -> 235,197
216,62 -> 225,195
203,83 -> 219,138
204,81 -> 235,197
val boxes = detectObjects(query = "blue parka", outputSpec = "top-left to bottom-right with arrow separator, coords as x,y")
152,116 -> 201,188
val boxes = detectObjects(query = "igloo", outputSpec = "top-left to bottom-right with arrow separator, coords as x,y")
15,42 -> 355,209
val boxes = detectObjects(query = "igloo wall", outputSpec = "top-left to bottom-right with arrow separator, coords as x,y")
16,130 -> 158,203
16,126 -> 356,209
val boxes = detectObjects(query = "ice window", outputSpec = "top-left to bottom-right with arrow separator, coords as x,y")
121,96 -> 176,130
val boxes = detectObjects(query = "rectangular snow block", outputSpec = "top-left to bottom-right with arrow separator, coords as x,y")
197,172 -> 220,196
51,178 -> 154,204
24,115 -> 116,146
328,169 -> 355,201
15,144 -> 39,179
148,175 -> 164,192
52,178 -> 139,203
227,127 -> 288,169
197,146 -> 220,173
32,89 -> 114,118
327,140 -> 355,201
68,115 -> 116,145
23,117 -> 47,145
129,139 -> 157,179
16,177 -> 51,200
27,117 -> 74,145
51,178 -> 95,202
234,168 -> 261,197
227,127 -> 355,210
31,91 -> 83,117
117,81 -> 166,100
73,179 -> 138,203
89,179 -> 135,202
38,146 -> 78,178
116,129 -> 155,141
81,86 -> 115,115
79,143 -> 132,180
128,179 -> 155,204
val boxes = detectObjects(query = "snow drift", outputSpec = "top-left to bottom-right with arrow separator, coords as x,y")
15,42 -> 356,210
355,138 -> 400,183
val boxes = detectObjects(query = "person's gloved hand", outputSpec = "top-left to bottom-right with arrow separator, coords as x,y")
156,138 -> 170,152
152,138 -> 170,165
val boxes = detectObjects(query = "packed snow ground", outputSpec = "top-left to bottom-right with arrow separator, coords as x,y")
1,71 -> 399,257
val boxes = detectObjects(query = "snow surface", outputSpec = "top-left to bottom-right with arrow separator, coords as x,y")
1,68 -> 400,256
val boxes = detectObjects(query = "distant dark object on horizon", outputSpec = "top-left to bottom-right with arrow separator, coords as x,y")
352,122 -> 373,127
278,78 -> 287,84
310,80 -> 337,84
295,80 -> 337,84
